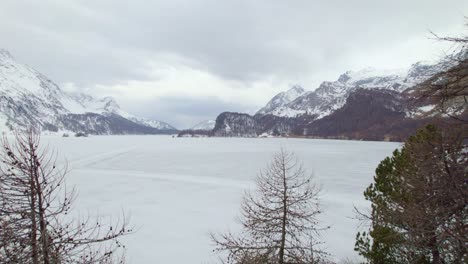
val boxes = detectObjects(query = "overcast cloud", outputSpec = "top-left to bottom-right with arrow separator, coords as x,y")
1,0 -> 467,128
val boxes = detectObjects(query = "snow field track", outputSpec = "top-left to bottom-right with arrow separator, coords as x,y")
42,135 -> 400,263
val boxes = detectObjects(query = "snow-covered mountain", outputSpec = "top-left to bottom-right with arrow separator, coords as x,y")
0,49 -> 176,134
256,85 -> 306,116
213,50 -> 467,141
258,61 -> 449,119
191,120 -> 216,130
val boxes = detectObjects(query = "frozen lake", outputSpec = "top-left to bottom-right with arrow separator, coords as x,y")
43,135 -> 400,263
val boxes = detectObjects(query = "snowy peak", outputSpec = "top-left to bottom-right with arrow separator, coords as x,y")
214,48 -> 467,140
334,67 -> 409,91
0,48 -> 177,134
284,85 -> 306,100
0,51 -> 62,98
257,57 -> 451,119
101,97 -> 120,112
340,67 -> 406,80
0,49 -> 13,60
256,84 -> 306,115
64,93 -> 120,114
191,120 -> 216,130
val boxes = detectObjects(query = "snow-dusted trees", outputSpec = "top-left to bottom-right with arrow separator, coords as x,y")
211,150 -> 328,264
0,131 -> 131,263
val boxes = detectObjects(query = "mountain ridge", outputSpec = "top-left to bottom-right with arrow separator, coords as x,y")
211,50 -> 467,141
258,61 -> 448,120
0,48 -> 177,135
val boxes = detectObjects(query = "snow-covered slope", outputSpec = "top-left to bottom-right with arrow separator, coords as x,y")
0,49 -> 176,134
256,85 -> 306,116
126,116 -> 175,130
191,120 -> 216,130
258,61 -> 448,119
65,92 -> 175,130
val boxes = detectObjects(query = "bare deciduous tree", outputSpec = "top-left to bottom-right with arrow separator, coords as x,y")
413,19 -> 468,123
211,150 -> 328,264
0,130 -> 131,264
430,17 -> 468,45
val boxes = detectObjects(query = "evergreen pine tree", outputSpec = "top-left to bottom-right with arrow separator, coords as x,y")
355,124 -> 467,264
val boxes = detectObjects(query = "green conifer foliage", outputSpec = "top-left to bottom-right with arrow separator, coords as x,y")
355,124 -> 467,264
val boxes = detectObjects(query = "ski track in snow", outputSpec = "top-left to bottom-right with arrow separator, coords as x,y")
69,147 -> 138,168
42,135 -> 400,264
76,168 -> 252,189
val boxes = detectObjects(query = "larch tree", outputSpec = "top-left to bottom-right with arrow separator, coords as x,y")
0,131 -> 132,264
211,150 -> 328,264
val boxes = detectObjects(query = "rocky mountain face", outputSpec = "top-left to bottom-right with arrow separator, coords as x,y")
212,53 -> 466,141
213,112 -> 258,137
303,88 -> 423,141
212,112 -> 314,138
0,49 -> 177,135
212,88 -> 429,141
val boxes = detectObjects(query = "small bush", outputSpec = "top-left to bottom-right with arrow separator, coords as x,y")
75,132 -> 88,137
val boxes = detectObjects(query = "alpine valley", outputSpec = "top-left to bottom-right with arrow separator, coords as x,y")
2,47 -> 465,140
0,49 -> 177,135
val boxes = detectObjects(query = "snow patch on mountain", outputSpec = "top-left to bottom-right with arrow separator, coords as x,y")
126,116 -> 176,130
191,120 -> 216,130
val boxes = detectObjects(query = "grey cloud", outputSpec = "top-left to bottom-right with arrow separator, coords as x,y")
1,0 -> 466,126
2,0 -> 466,85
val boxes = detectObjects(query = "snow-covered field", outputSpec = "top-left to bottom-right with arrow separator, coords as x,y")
42,135 -> 400,263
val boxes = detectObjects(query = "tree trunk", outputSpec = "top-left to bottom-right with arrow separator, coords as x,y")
34,169 -> 50,264
278,159 -> 287,264
429,235 -> 441,264
28,138 -> 50,264
29,166 -> 39,264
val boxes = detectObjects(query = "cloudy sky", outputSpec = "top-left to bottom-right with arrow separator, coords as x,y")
1,0 -> 467,128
